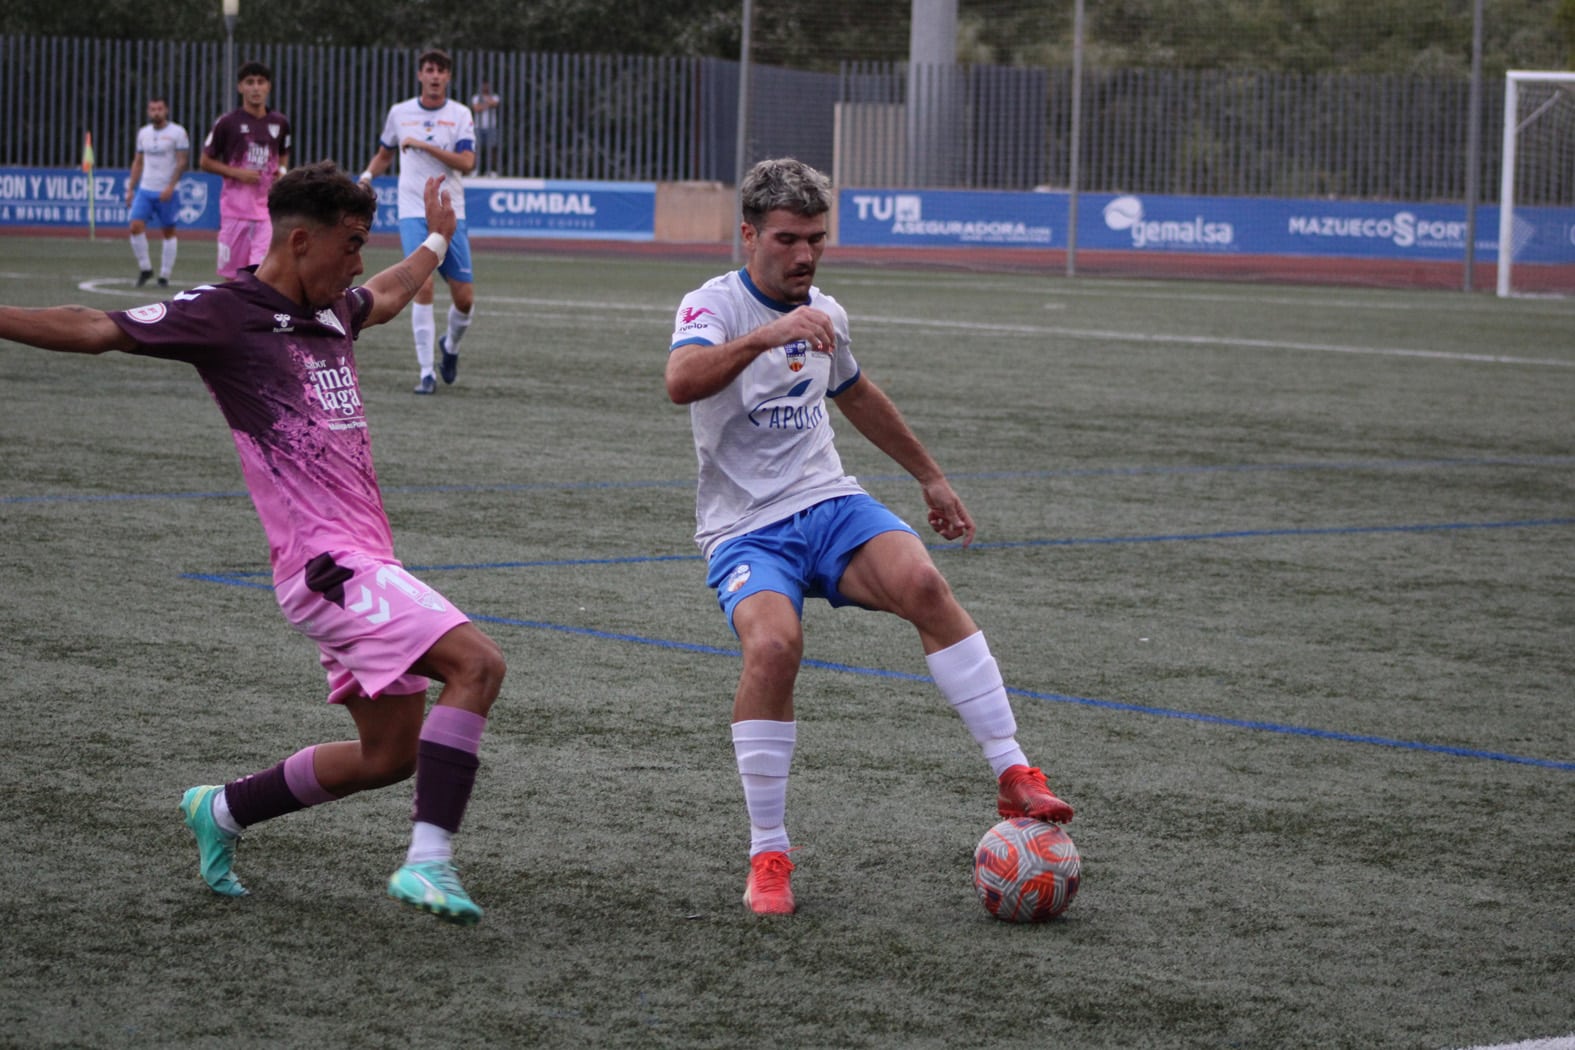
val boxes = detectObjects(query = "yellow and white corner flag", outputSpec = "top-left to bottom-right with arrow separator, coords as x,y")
82,131 -> 96,239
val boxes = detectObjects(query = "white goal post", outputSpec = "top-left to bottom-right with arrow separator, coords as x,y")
1497,71 -> 1575,297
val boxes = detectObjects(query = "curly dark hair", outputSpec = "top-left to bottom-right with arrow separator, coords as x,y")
268,160 -> 376,229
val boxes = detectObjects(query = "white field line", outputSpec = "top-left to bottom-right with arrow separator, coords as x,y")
74,279 -> 1575,368
1444,1035 -> 1575,1050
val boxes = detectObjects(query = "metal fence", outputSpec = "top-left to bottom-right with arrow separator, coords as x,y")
2,33 -> 1563,206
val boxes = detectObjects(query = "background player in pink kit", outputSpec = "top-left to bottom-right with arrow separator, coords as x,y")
0,162 -> 504,926
199,61 -> 292,279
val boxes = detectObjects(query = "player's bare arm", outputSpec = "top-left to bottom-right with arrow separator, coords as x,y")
0,305 -> 135,355
360,146 -> 397,183
160,151 -> 190,203
126,154 -> 144,205
363,178 -> 456,326
665,305 -> 836,404
834,375 -> 976,545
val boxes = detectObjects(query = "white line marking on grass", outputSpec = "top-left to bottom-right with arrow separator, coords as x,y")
73,280 -> 1573,366
858,314 -> 1575,367
1443,1035 -> 1575,1050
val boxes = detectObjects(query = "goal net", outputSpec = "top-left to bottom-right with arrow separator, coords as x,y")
1497,71 -> 1575,297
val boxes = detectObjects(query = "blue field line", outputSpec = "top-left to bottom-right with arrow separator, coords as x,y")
964,516 -> 1575,552
464,611 -> 1574,773
178,515 -> 1575,586
8,452 -> 1574,505
174,512 -> 1574,772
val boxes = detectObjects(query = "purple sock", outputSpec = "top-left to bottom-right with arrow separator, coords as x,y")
412,706 -> 486,833
224,746 -> 332,828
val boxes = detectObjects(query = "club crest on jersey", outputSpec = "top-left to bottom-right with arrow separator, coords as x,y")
723,563 -> 752,594
267,123 -> 281,138
315,309 -> 346,336
783,339 -> 809,372
125,303 -> 167,324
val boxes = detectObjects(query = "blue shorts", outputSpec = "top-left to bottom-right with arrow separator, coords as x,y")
399,217 -> 473,284
706,494 -> 918,633
129,189 -> 179,228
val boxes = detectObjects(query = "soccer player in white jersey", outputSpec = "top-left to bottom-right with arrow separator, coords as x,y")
360,48 -> 478,395
0,163 -> 506,926
666,158 -> 1075,916
124,96 -> 190,288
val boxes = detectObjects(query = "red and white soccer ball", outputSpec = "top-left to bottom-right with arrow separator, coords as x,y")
973,817 -> 1081,923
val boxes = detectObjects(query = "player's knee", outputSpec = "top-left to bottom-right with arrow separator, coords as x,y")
894,563 -> 960,622
742,631 -> 803,678
456,634 -> 506,704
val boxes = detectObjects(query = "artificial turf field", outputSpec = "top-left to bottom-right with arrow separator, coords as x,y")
0,235 -> 1571,1049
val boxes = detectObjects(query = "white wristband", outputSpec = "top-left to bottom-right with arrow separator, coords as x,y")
421,231 -> 448,265
357,170 -> 373,185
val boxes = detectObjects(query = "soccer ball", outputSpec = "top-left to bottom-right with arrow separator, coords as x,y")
973,817 -> 1081,922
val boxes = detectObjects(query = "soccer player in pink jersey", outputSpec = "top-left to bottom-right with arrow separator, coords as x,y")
0,162 -> 505,926
199,61 -> 293,279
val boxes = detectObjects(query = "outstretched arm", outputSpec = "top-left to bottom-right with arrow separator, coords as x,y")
0,305 -> 134,355
361,176 -> 456,327
833,374 -> 976,546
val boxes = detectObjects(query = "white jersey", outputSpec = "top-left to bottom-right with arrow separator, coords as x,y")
134,122 -> 190,192
377,96 -> 475,220
670,268 -> 866,558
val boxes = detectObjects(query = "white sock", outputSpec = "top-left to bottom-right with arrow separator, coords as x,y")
160,237 -> 178,278
130,233 -> 151,271
445,304 -> 473,352
412,302 -> 435,375
405,820 -> 453,865
732,719 -> 795,856
211,789 -> 243,836
928,631 -> 1028,777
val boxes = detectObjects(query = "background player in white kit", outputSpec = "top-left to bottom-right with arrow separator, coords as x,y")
666,157 -> 1075,917
360,48 -> 479,395
124,96 -> 189,288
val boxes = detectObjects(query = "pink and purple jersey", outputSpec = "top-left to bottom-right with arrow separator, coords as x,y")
202,108 -> 292,221
108,276 -> 392,582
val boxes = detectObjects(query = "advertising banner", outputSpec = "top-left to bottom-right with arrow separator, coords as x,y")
0,168 -> 220,229
0,169 -> 655,243
839,188 -> 1058,248
839,186 -> 1575,264
368,176 -> 656,241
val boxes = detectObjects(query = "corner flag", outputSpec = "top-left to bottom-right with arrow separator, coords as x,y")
82,131 -> 97,239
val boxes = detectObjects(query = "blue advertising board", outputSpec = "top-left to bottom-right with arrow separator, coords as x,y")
839,188 -> 1057,248
838,187 -> 1575,265
0,169 -> 655,243
0,169 -> 220,229
367,176 -> 656,241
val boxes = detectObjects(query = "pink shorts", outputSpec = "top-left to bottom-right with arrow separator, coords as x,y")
216,219 -> 270,278
275,551 -> 472,704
